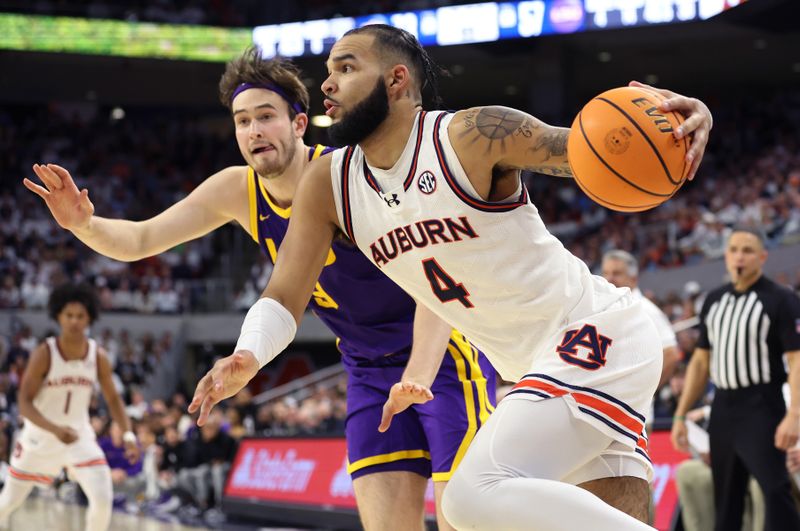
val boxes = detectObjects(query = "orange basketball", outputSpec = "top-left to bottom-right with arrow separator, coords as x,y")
567,86 -> 690,212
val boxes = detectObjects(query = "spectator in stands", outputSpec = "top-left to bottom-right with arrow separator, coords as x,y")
100,422 -> 147,509
178,411 -> 236,509
158,425 -> 187,491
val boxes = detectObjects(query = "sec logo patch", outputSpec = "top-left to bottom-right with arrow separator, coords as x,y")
418,171 -> 436,194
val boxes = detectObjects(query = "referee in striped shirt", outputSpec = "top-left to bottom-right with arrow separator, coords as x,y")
671,227 -> 800,531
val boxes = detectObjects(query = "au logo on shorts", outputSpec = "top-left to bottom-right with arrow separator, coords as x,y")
556,324 -> 612,370
418,171 -> 436,194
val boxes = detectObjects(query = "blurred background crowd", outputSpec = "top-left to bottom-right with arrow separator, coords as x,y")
2,89 -> 799,314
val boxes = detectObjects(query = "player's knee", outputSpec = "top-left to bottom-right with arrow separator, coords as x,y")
85,495 -> 113,531
442,473 -> 489,529
86,485 -> 114,511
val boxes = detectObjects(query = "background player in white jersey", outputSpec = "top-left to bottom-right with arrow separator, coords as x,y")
601,249 -> 680,390
190,25 -> 712,530
0,284 -> 139,531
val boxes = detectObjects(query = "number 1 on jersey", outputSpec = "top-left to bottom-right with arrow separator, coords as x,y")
422,258 -> 473,308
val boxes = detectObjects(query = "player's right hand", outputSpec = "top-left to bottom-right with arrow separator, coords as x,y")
378,381 -> 434,433
56,426 -> 79,444
671,418 -> 689,453
189,351 -> 260,427
23,164 -> 95,232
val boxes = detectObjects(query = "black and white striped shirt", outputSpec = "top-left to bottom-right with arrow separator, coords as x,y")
697,276 -> 800,390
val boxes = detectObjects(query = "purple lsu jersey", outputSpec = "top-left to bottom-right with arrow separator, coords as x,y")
247,144 -> 417,361
247,145 -> 498,480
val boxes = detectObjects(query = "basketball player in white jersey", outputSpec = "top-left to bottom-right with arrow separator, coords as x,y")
188,25 -> 712,530
0,284 -> 139,531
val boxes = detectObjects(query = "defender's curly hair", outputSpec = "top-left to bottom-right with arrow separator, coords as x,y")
48,283 -> 100,324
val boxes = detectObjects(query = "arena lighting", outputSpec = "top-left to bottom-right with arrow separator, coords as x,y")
252,0 -> 750,58
0,0 -> 747,61
311,115 -> 333,127
0,12 -> 250,61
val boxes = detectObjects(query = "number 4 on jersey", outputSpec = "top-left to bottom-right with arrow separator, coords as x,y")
422,258 -> 473,308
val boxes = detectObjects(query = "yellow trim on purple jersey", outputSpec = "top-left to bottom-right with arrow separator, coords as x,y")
431,330 -> 490,482
347,449 -> 432,475
246,167 -> 259,243
312,143 -> 326,159
258,176 -> 291,219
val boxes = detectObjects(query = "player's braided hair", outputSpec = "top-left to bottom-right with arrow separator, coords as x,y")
48,283 -> 100,324
344,24 -> 448,108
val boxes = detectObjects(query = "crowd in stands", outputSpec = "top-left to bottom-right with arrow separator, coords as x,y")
2,89 -> 799,314
0,104 -> 243,313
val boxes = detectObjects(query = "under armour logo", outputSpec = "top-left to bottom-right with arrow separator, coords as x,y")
556,324 -> 612,371
381,193 -> 401,207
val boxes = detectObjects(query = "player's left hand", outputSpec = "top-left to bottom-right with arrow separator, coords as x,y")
189,351 -> 260,427
378,381 -> 434,433
629,81 -> 712,181
124,441 -> 140,464
775,412 -> 800,451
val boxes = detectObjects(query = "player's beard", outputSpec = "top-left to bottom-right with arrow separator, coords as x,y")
327,76 -> 389,147
253,131 -> 297,178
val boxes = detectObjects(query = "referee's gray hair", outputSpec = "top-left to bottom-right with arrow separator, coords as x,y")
602,249 -> 638,277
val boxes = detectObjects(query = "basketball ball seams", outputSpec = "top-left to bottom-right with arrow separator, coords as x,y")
573,171 -> 666,212
577,111 -> 672,198
639,87 -> 690,185
568,86 -> 690,212
618,85 -> 688,181
595,97 -> 681,186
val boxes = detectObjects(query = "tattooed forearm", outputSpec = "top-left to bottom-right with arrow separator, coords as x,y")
525,165 -> 574,178
530,129 -> 569,161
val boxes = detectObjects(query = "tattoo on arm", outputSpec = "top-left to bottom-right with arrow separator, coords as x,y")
460,107 -> 571,177
524,165 -> 574,178
525,129 -> 572,177
460,107 -> 540,153
530,130 -> 568,161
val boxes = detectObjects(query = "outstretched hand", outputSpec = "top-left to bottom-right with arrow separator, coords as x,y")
23,164 -> 94,231
629,81 -> 712,181
188,351 -> 260,426
378,381 -> 434,433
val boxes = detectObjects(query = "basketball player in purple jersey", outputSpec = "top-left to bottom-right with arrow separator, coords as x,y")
24,48 -> 494,531
188,26 -> 712,530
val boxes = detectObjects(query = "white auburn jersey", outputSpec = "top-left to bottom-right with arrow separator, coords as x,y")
331,111 -> 663,459
331,110 -> 627,382
24,337 -> 98,442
